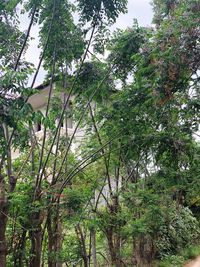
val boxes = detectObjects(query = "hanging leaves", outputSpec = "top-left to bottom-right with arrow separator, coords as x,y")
77,0 -> 128,24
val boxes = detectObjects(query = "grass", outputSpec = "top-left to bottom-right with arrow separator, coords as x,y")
155,245 -> 200,267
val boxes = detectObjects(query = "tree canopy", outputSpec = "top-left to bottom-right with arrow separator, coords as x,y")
0,0 -> 199,266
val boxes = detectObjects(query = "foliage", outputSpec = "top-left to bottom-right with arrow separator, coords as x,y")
39,0 -> 85,70
77,0 -> 128,24
0,0 -> 200,266
158,245 -> 200,267
107,20 -> 147,81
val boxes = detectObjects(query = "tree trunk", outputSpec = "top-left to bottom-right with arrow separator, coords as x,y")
55,218 -> 62,267
29,204 -> 43,267
133,235 -> 155,267
76,225 -> 88,267
90,229 -> 97,267
29,226 -> 42,267
106,227 -> 122,267
47,211 -> 63,267
0,125 -> 17,267
47,212 -> 54,267
14,230 -> 27,267
0,174 -> 7,267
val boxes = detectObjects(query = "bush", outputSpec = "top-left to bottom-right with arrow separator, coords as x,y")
159,255 -> 185,267
158,245 -> 200,267
183,245 -> 200,260
156,205 -> 200,258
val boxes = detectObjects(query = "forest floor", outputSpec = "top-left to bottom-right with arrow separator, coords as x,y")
184,256 -> 200,267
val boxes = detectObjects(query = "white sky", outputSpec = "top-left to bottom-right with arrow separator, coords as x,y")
21,0 -> 153,86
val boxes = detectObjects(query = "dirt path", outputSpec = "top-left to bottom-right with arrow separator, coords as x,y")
184,256 -> 200,267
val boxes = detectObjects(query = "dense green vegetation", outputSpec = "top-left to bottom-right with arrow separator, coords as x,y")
0,0 -> 199,266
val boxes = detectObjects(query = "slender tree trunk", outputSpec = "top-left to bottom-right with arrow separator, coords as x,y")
29,195 -> 44,267
47,212 -> 54,267
29,226 -> 42,267
90,228 -> 97,267
55,219 -> 62,267
0,174 -> 7,267
90,195 -> 97,267
76,225 -> 88,267
14,230 -> 27,267
47,210 -> 63,267
0,125 -> 15,267
106,227 -> 122,267
106,196 -> 122,267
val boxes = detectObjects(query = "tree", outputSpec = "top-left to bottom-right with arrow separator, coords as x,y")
0,0 -> 128,266
0,0 -> 199,266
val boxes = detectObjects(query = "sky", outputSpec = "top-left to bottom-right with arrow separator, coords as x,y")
21,0 -> 153,86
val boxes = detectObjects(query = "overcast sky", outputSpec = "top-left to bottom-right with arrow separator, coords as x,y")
22,0 -> 153,86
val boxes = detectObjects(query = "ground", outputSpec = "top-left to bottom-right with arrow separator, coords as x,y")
184,256 -> 200,267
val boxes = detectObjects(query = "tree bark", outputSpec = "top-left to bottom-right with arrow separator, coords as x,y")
106,197 -> 122,267
0,126 -> 18,267
90,229 -> 97,267
29,226 -> 42,267
47,212 -> 54,267
76,224 -> 88,267
29,201 -> 43,267
133,235 -> 155,267
47,211 -> 63,267
106,227 -> 122,267
13,230 -> 27,267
